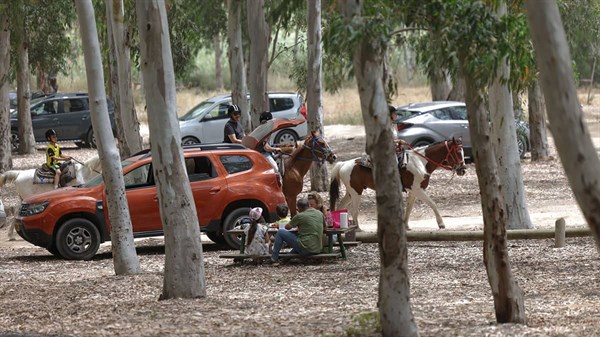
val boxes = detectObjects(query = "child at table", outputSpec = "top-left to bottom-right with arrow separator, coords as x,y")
275,204 -> 290,229
244,207 -> 270,255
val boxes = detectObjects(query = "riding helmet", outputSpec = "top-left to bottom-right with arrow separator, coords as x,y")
259,111 -> 273,124
227,104 -> 241,116
45,129 -> 57,140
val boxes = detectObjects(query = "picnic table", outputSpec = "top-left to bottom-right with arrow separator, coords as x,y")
222,225 -> 358,260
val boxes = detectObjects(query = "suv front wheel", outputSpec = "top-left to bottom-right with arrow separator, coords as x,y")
55,218 -> 101,260
222,207 -> 251,249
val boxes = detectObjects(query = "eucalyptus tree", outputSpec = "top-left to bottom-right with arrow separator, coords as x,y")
75,0 -> 140,275
136,0 -> 206,299
106,0 -> 143,158
327,1 -> 419,335
13,1 -> 34,155
403,0 -> 526,323
247,0 -> 270,128
525,0 -> 600,248
226,0 -> 250,132
0,2 -> 11,171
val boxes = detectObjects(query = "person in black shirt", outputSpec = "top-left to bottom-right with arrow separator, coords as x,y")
223,104 -> 244,143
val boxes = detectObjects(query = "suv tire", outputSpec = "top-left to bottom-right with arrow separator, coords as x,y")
87,129 -> 97,148
274,130 -> 298,145
55,218 -> 101,260
182,136 -> 200,145
206,231 -> 227,245
223,207 -> 251,249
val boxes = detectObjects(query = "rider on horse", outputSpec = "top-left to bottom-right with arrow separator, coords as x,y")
390,105 -> 409,169
45,129 -> 72,189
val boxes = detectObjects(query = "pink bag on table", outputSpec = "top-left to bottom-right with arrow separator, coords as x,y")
329,209 -> 348,229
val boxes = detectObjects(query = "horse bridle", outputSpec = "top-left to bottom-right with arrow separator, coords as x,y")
406,140 -> 464,171
299,136 -> 334,164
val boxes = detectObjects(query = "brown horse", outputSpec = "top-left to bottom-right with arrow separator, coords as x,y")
329,138 -> 467,229
283,131 -> 336,217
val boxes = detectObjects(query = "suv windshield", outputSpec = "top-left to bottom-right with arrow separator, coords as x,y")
80,160 -> 135,188
179,101 -> 215,121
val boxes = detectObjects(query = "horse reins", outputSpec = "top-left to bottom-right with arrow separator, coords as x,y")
71,158 -> 102,175
402,141 -> 463,171
297,136 -> 333,164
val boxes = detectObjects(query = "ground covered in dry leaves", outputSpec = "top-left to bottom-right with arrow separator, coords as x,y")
0,128 -> 599,336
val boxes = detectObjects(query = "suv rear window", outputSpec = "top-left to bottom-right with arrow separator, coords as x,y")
220,155 -> 252,174
185,156 -> 217,181
269,98 -> 295,112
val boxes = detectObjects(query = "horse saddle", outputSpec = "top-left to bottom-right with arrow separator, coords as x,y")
33,161 -> 75,187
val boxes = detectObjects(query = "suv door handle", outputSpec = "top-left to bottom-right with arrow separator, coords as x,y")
81,115 -> 89,120
209,187 -> 221,194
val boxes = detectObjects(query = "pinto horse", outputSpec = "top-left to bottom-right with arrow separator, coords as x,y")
283,131 -> 336,217
329,138 -> 467,230
0,156 -> 103,240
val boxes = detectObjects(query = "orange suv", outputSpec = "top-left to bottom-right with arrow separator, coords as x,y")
15,144 -> 286,260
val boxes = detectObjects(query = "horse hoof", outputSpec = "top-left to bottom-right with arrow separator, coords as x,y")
8,238 -> 16,241
438,224 -> 446,229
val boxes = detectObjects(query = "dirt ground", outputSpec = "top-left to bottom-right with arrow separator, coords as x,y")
0,113 -> 599,336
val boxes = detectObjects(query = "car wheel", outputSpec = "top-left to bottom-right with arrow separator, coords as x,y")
274,130 -> 298,145
412,139 -> 434,148
87,129 -> 97,149
205,231 -> 227,245
222,207 -> 251,249
46,244 -> 60,257
10,132 -> 19,151
55,218 -> 101,260
182,136 -> 200,145
517,136 -> 527,159
74,141 -> 85,148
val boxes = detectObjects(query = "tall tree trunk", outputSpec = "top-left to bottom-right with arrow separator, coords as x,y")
461,61 -> 527,323
107,0 -> 143,158
338,1 -> 419,336
214,33 -> 224,91
227,0 -> 249,133
15,3 -> 34,155
246,0 -> 269,129
36,67 -> 50,94
447,74 -> 466,101
136,0 -> 206,299
488,3 -> 533,230
76,0 -> 140,276
0,9 -> 12,172
525,0 -> 600,248
307,0 -> 328,191
429,68 -> 450,101
528,79 -> 549,161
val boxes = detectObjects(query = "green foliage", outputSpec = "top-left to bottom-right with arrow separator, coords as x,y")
323,311 -> 381,337
558,0 -> 600,83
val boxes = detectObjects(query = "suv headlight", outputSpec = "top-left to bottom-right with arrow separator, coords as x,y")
20,202 -> 49,216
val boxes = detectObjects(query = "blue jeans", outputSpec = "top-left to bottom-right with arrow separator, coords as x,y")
271,229 -> 311,261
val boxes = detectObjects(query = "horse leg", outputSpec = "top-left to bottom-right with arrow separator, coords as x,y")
7,205 -> 18,241
412,188 -> 445,229
404,192 -> 416,230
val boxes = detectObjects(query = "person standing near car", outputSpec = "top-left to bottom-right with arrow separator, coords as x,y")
45,129 -> 71,190
223,104 -> 244,144
255,111 -> 282,171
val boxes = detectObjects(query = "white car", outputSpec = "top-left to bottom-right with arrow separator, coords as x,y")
178,92 -> 307,145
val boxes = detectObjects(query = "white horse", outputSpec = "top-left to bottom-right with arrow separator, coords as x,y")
329,139 -> 467,230
0,156 -> 103,240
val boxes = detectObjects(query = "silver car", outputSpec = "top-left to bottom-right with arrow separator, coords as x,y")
395,101 -> 530,159
178,92 -> 307,145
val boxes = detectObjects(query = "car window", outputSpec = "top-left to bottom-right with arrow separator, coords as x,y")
448,106 -> 468,120
396,109 -> 420,121
269,98 -> 295,112
123,163 -> 153,188
64,99 -> 86,113
179,101 -> 215,121
431,109 -> 453,120
43,100 -> 59,115
206,103 -> 231,120
220,155 -> 252,174
185,156 -> 217,181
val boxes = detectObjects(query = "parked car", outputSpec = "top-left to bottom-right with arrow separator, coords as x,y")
15,143 -> 286,260
179,92 -> 307,145
9,90 -> 53,114
10,92 -> 117,149
395,101 -> 530,159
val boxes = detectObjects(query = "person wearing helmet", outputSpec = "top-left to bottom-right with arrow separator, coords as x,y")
45,129 -> 71,189
223,104 -> 244,144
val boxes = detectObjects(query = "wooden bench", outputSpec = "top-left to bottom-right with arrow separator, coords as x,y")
219,253 -> 340,264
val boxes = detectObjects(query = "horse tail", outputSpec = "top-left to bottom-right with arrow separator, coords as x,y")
329,162 -> 342,210
0,171 -> 20,188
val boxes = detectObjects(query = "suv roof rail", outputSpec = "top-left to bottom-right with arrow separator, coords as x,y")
130,143 -> 246,158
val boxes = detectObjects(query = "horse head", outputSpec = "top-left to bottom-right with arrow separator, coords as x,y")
74,156 -> 103,183
303,131 -> 337,164
443,138 -> 467,176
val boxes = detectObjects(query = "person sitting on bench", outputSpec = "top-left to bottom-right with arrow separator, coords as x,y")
244,207 -> 270,256
271,198 -> 324,264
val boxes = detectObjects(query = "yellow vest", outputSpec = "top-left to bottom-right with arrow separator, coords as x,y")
47,143 -> 60,167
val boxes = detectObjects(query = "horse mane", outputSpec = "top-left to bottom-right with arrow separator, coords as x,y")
77,156 -> 102,182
